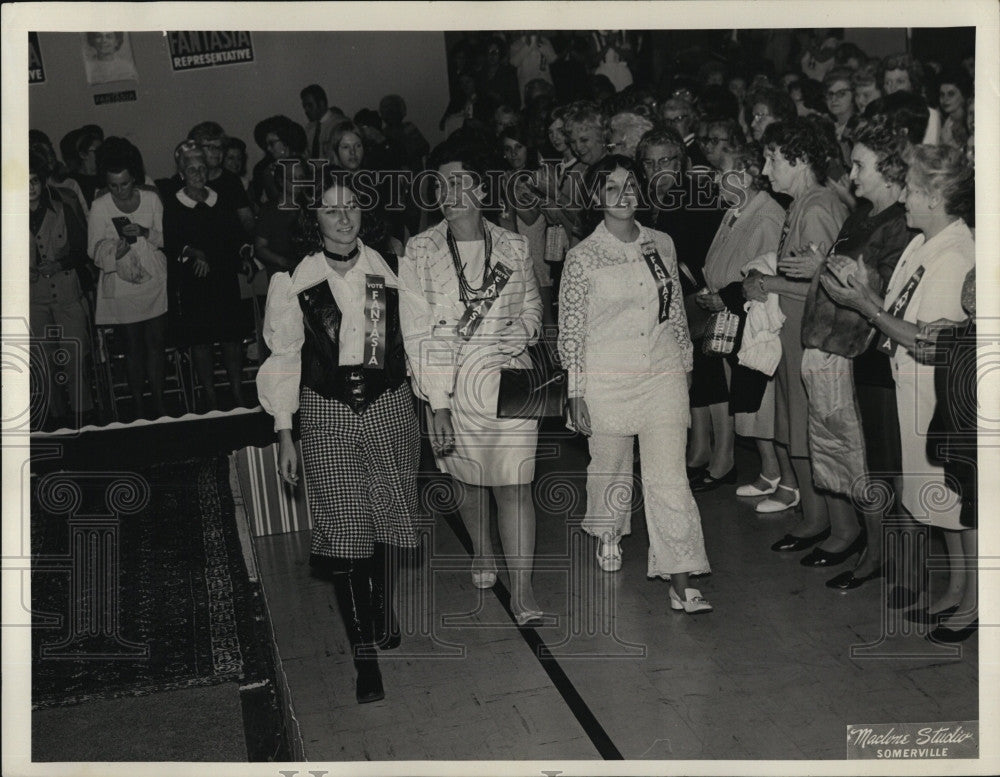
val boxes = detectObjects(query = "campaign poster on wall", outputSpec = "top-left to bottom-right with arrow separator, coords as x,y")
167,31 -> 254,71
81,32 -> 139,85
29,32 -> 44,83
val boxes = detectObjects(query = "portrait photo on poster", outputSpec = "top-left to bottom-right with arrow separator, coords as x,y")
81,31 -> 138,85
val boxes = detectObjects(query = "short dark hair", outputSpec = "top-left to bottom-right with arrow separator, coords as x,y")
300,84 -> 327,103
222,137 -> 248,176
96,136 -> 145,183
253,115 -> 307,155
187,121 -> 226,143
428,135 -> 491,181
581,153 -> 644,233
879,53 -> 926,97
29,148 -> 51,181
745,87 -> 797,124
849,114 -> 909,186
937,67 -> 974,100
862,91 -> 929,145
761,115 -> 841,183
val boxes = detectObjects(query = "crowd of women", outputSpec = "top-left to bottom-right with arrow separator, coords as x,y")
28,30 -> 979,706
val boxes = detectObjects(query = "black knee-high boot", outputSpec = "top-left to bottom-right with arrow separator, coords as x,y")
329,560 -> 385,704
371,542 -> 401,650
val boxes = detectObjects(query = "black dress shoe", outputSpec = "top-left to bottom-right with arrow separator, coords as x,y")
690,466 -> 738,493
686,464 -> 708,481
887,585 -> 920,610
927,620 -> 978,643
825,565 -> 884,590
903,604 -> 959,625
770,527 -> 831,553
800,533 -> 865,567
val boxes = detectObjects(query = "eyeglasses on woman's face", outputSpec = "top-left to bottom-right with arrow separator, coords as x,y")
697,135 -> 727,148
825,87 -> 852,101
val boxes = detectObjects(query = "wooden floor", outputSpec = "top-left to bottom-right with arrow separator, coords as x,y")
253,429 -> 978,762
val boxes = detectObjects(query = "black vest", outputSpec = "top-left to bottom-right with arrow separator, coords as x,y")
297,251 -> 408,414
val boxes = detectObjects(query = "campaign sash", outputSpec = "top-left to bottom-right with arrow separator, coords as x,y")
455,261 -> 513,340
640,241 -> 673,322
877,266 -> 924,357
364,274 -> 387,368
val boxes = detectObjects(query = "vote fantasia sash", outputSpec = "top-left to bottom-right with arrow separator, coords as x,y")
364,274 -> 387,369
455,262 -> 513,340
640,241 -> 673,323
877,265 -> 925,357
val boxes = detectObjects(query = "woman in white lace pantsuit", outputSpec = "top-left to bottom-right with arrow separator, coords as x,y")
558,155 -> 712,614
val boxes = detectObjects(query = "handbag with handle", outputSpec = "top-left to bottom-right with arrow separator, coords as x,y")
496,335 -> 567,419
702,309 -> 741,356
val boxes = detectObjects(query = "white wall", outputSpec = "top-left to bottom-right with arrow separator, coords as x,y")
29,31 -> 450,178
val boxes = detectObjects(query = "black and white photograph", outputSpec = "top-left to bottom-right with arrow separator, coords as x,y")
3,2 -> 998,775
81,31 -> 139,85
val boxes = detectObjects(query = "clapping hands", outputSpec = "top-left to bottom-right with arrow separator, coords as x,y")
777,241 -> 827,280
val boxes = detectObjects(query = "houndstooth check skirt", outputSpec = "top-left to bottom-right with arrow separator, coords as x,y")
299,384 -> 420,559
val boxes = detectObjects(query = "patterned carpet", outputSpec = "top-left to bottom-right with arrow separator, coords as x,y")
31,455 -> 255,709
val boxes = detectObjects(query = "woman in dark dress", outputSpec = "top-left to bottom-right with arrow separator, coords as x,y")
163,141 -> 250,410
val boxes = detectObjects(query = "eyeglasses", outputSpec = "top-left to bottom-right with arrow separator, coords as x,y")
605,141 -> 622,152
697,136 -> 727,147
825,88 -> 852,100
200,141 -> 224,151
751,112 -> 771,122
663,115 -> 690,123
641,155 -> 681,170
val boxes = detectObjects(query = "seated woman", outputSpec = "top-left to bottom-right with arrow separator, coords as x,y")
558,154 -> 712,613
87,138 -> 168,420
257,177 -> 420,702
821,145 -> 975,640
163,141 -> 250,411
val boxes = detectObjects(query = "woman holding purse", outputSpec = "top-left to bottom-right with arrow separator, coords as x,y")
694,141 -> 786,494
559,155 -> 711,613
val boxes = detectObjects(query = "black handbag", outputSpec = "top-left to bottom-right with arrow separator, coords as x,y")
496,338 -> 567,419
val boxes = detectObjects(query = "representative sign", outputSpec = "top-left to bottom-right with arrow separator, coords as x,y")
846,721 -> 979,760
29,32 -> 45,83
167,31 -> 254,71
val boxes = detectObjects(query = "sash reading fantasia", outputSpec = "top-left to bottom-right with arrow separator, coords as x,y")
877,265 -> 924,357
455,262 -> 514,340
640,241 -> 673,322
364,274 -> 387,368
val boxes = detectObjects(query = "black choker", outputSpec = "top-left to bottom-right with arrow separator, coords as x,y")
323,245 -> 360,262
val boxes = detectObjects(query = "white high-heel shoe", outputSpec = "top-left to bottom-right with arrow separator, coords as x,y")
669,586 -> 713,614
755,484 -> 801,514
597,535 -> 622,572
736,474 -> 780,497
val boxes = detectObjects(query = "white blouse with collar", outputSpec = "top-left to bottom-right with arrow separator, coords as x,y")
256,244 -> 401,431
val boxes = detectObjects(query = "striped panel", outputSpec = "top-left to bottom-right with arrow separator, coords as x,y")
233,443 -> 313,537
